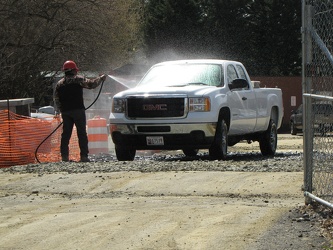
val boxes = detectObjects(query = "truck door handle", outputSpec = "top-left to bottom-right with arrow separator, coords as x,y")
242,97 -> 247,101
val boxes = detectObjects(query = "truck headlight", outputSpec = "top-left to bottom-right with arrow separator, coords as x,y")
112,98 -> 126,113
189,97 -> 211,112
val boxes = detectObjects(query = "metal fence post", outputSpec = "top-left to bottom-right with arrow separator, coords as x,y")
302,1 -> 314,204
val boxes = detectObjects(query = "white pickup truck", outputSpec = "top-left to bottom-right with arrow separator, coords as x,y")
109,59 -> 283,161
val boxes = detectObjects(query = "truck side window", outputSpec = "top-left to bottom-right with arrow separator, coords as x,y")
227,65 -> 238,84
236,65 -> 247,80
236,65 -> 249,89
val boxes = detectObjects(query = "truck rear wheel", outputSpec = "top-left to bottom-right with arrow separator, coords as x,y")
209,119 -> 228,160
259,119 -> 277,156
115,145 -> 136,161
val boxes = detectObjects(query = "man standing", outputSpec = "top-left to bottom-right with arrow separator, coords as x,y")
54,60 -> 106,162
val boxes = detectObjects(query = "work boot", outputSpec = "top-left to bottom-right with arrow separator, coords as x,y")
80,156 -> 90,162
62,156 -> 69,162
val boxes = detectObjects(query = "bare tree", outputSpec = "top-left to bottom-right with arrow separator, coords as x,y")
105,0 -> 146,67
0,0 -> 144,106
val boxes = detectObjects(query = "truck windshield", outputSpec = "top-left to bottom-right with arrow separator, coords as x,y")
138,64 -> 223,87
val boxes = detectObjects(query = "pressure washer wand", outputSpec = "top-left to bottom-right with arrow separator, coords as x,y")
34,76 -> 107,163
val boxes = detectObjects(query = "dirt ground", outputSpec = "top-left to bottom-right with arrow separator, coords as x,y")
0,134 -> 330,249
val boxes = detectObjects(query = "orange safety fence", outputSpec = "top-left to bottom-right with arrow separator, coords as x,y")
0,110 -> 80,168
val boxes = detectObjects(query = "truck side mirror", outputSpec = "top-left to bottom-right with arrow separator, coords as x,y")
229,79 -> 249,90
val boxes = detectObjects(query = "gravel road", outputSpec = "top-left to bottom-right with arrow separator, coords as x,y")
0,134 -> 331,249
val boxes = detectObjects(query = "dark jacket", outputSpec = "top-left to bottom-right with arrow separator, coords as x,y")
54,75 -> 103,112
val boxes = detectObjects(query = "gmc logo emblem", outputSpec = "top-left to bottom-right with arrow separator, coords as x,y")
143,104 -> 167,111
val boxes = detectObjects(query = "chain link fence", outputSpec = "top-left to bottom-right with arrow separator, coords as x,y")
302,0 -> 333,206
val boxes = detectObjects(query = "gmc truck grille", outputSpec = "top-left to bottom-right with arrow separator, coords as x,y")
127,97 -> 186,118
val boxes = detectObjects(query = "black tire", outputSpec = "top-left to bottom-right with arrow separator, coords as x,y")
259,119 -> 277,156
209,119 -> 228,160
183,148 -> 199,157
290,121 -> 297,135
115,145 -> 136,161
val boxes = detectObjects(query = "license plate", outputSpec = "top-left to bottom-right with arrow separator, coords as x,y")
146,136 -> 164,145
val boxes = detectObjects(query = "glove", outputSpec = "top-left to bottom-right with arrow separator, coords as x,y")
100,74 -> 107,81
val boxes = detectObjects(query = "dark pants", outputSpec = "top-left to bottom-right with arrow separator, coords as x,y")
60,109 -> 88,158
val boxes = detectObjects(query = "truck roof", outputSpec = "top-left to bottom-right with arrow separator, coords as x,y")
153,59 -> 242,66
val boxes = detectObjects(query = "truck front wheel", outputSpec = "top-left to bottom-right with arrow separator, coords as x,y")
115,145 -> 136,161
259,119 -> 277,156
209,119 -> 228,160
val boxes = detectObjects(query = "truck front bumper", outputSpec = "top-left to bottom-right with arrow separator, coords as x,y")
110,123 -> 217,150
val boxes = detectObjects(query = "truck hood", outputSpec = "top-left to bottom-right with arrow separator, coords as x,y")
113,85 -> 219,98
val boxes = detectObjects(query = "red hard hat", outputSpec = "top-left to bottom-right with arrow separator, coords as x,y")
62,60 -> 79,71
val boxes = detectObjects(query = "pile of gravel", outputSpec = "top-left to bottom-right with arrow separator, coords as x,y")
1,151 -> 303,175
